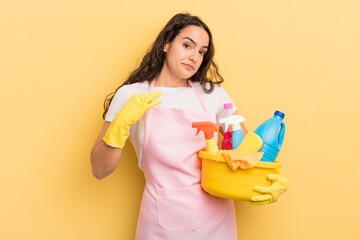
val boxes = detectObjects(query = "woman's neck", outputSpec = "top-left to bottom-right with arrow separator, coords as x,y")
155,67 -> 189,88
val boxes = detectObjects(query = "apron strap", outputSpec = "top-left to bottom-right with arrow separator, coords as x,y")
187,80 -> 213,120
148,79 -> 213,121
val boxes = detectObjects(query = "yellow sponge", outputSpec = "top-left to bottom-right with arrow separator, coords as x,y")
237,132 -> 263,153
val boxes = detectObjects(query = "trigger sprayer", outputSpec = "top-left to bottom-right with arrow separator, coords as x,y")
192,122 -> 219,154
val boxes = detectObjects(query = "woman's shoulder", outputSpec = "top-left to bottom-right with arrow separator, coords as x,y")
119,81 -> 149,94
124,80 -> 149,88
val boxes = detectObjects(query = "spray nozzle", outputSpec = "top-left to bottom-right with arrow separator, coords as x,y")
192,122 -> 219,140
219,115 -> 246,132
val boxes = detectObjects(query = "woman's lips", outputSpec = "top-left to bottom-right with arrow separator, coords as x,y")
182,63 -> 194,70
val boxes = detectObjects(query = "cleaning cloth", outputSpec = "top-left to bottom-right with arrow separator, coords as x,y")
218,132 -> 264,170
219,149 -> 263,170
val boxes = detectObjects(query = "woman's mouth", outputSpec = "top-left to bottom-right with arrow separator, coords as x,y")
182,63 -> 194,70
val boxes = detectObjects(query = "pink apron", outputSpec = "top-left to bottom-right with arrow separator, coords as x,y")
135,79 -> 237,240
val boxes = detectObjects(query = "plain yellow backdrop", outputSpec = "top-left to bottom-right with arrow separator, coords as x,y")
1,0 -> 359,239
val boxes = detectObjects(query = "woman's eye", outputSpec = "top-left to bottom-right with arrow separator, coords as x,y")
199,50 -> 206,56
183,43 -> 190,49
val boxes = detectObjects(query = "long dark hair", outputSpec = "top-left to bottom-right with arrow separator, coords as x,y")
103,12 -> 224,119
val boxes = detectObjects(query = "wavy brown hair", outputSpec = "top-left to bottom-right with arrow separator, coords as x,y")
103,13 -> 224,119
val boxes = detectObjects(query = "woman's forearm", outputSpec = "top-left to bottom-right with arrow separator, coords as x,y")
90,121 -> 122,179
91,140 -> 122,179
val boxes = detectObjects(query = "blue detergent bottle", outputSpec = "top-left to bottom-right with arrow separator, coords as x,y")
254,111 -> 285,162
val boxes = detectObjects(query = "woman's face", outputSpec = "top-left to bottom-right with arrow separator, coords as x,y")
163,25 -> 209,80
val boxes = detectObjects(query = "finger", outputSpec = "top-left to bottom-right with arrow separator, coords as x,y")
251,194 -> 272,202
143,91 -> 162,102
268,174 -> 279,181
253,186 -> 271,193
146,99 -> 162,109
250,199 -> 272,205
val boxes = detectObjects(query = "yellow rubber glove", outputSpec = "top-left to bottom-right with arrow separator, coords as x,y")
250,171 -> 288,205
103,91 -> 162,148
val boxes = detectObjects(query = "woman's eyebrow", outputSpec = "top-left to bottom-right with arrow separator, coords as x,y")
182,37 -> 208,49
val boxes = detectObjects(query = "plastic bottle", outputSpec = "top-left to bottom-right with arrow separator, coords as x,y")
219,103 -> 236,150
230,115 -> 245,150
219,115 -> 246,149
254,111 -> 285,162
192,121 -> 219,154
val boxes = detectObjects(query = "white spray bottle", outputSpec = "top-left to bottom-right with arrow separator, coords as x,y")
219,115 -> 246,149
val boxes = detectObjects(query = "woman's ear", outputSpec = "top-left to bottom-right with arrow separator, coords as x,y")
163,42 -> 169,52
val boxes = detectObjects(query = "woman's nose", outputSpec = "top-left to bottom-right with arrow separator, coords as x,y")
189,50 -> 199,62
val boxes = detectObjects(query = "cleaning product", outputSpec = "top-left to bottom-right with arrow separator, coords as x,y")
219,115 -> 246,149
192,122 -> 219,154
219,103 -> 235,150
254,111 -> 285,162
221,129 -> 233,150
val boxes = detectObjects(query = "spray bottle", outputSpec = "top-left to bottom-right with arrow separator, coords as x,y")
192,122 -> 219,154
219,115 -> 246,149
219,103 -> 236,150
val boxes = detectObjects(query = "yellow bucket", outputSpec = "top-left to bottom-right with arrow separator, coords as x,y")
199,150 -> 282,201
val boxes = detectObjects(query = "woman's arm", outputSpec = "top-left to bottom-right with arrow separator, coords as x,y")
90,91 -> 162,180
240,122 -> 248,137
90,121 -> 123,180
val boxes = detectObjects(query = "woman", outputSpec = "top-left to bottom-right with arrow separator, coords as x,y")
91,13 -> 287,239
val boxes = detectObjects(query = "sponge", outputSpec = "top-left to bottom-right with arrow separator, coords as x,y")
237,132 -> 263,153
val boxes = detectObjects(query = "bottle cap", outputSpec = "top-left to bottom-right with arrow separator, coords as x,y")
224,103 -> 233,110
274,111 -> 285,119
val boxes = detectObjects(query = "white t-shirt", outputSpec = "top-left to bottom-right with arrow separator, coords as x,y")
105,80 -> 238,169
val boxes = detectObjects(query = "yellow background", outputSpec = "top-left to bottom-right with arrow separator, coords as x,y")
1,0 -> 359,239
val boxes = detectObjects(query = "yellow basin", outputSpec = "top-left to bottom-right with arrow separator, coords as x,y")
199,150 -> 282,201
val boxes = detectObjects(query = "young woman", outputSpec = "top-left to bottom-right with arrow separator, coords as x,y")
91,13 -> 287,240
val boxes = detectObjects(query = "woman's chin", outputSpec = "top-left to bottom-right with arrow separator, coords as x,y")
180,72 -> 196,80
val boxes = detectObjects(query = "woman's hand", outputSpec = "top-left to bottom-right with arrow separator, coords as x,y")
103,91 -> 162,148
250,171 -> 288,205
